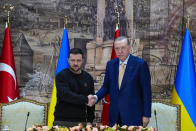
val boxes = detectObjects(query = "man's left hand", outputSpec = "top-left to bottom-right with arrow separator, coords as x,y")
142,116 -> 150,127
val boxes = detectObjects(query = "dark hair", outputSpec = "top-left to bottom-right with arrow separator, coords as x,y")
69,48 -> 83,58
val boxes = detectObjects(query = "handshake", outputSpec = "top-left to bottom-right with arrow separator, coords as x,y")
87,95 -> 97,107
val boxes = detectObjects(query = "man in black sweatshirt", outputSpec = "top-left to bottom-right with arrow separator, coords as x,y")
53,48 -> 95,127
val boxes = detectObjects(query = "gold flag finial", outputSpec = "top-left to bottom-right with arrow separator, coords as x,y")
186,15 -> 190,29
3,3 -> 14,28
64,16 -> 68,29
114,1 -> 124,29
114,5 -> 120,28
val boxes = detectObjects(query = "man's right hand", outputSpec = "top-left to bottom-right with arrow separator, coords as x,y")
87,95 -> 97,107
142,116 -> 150,127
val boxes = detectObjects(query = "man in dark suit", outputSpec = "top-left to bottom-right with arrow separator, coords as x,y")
90,36 -> 151,127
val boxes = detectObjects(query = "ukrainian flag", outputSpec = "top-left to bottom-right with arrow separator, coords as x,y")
171,28 -> 196,130
48,28 -> 70,126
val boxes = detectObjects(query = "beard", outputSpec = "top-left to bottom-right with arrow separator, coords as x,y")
69,65 -> 82,73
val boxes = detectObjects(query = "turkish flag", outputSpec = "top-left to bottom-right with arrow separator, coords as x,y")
101,24 -> 120,125
0,23 -> 20,103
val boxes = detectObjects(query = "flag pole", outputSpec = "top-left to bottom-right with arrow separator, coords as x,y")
186,15 -> 190,30
3,3 -> 14,28
174,16 -> 191,81
117,11 -> 120,29
101,3 -> 122,125
48,16 -> 70,127
64,16 -> 68,29
171,18 -> 196,130
114,3 -> 124,29
0,4 -> 19,103
8,11 -> 10,28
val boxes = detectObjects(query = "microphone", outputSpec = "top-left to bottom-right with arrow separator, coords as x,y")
154,110 -> 158,131
25,112 -> 30,131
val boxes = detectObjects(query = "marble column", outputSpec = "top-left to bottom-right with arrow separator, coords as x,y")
95,0 -> 105,66
86,41 -> 96,68
125,0 -> 134,39
96,0 -> 105,41
98,40 -> 113,69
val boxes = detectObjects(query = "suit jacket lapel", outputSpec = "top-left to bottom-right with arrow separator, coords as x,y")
120,55 -> 135,91
113,58 -> 119,91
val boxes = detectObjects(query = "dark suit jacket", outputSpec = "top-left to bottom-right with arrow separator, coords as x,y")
96,54 -> 151,126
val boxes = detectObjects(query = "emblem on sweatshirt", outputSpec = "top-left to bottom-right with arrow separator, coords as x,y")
84,82 -> 87,87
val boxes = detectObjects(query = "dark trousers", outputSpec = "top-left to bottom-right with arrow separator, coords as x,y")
117,113 -> 122,126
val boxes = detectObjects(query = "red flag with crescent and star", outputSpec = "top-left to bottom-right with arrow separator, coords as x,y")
0,23 -> 20,103
101,24 -> 120,125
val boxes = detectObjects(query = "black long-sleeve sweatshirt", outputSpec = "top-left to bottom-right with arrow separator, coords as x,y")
54,68 -> 95,123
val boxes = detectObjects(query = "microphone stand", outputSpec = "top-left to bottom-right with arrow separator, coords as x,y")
25,112 -> 30,131
154,110 -> 158,131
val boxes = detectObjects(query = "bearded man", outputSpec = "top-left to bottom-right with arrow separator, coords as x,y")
53,48 -> 95,127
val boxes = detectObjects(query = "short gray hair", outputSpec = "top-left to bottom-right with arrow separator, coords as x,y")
114,36 -> 130,45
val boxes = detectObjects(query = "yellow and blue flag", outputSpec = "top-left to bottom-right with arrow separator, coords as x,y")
171,28 -> 196,130
48,28 -> 70,126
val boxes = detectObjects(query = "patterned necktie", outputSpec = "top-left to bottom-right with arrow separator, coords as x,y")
118,62 -> 125,89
